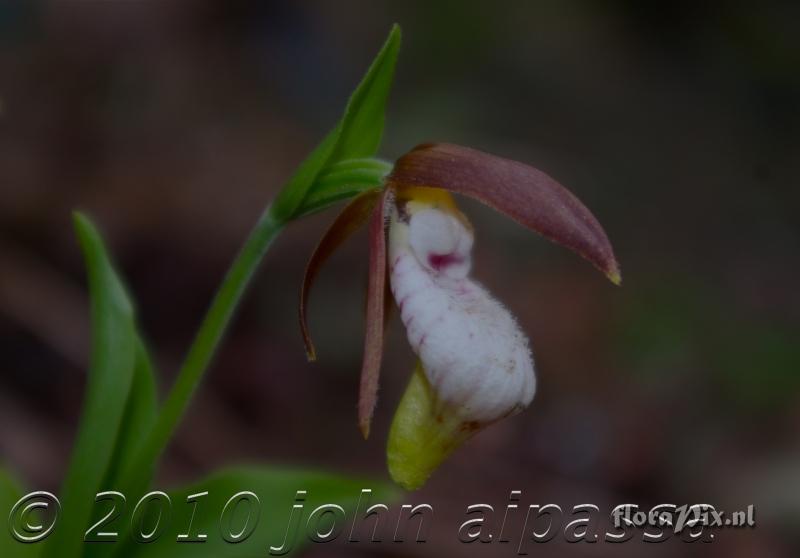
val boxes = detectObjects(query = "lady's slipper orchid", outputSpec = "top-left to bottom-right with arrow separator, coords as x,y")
300,142 -> 620,489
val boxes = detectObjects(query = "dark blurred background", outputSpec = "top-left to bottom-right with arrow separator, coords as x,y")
1,1 -> 799,556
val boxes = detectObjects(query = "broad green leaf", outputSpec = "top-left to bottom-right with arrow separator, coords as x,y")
272,24 -> 401,222
113,467 -> 399,558
0,468 -> 38,558
42,214 -> 138,558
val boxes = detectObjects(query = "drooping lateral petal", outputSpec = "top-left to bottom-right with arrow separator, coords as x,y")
300,189 -> 381,360
387,143 -> 621,284
358,188 -> 389,439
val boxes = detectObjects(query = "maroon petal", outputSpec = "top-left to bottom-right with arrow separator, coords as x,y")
358,188 -> 389,439
300,189 -> 380,361
387,143 -> 621,284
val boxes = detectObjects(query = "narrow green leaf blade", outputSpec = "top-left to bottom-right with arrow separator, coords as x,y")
272,24 -> 401,221
271,126 -> 342,223
332,24 -> 401,161
102,337 -> 158,489
41,213 -> 138,558
115,467 -> 400,558
84,331 -> 159,558
0,469 -> 38,557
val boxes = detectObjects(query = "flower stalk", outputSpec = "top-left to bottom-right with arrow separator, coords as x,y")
125,206 -> 284,486
111,25 -> 401,499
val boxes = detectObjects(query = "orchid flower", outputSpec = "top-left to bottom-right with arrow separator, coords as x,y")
300,142 -> 620,489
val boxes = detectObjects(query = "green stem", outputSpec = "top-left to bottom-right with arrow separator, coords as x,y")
120,205 -> 284,489
117,157 -> 389,499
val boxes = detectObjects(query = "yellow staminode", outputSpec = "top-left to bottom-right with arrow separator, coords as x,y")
396,186 -> 471,228
396,185 -> 456,210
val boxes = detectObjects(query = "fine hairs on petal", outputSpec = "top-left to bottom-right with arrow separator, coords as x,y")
358,188 -> 389,438
388,197 -> 536,426
386,195 -> 536,488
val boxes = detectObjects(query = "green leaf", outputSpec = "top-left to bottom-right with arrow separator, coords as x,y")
113,467 -> 400,558
330,24 -> 401,161
80,340 -> 159,558
83,339 -> 158,558
41,213 -> 139,558
271,126 -> 343,224
271,24 -> 401,222
294,158 -> 392,218
102,338 -> 159,489
0,469 -> 38,558
110,208 -> 284,513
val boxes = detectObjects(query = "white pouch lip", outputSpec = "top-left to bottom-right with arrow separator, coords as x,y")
388,199 -> 536,425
